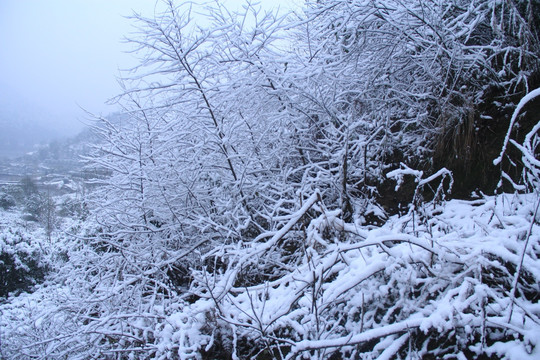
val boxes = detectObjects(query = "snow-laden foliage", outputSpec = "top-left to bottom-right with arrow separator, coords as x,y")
495,88 -> 540,193
0,212 -> 50,299
87,1 -> 300,244
276,0 -> 539,193
167,190 -> 540,360
1,0 -> 539,359
83,0 -> 539,261
1,191 -> 538,359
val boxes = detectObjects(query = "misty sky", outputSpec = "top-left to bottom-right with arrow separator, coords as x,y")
0,0 -> 298,137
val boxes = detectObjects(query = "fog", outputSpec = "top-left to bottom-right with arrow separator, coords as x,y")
0,1 -> 153,135
0,0 -> 297,157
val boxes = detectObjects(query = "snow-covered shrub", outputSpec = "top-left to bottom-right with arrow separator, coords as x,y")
1,190 -> 538,358
56,194 -> 88,221
0,224 -> 48,299
283,0 -> 539,199
163,192 -> 538,359
0,191 -> 16,210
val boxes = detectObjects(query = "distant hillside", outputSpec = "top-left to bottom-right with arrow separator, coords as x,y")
0,117 -> 57,159
0,88 -> 82,159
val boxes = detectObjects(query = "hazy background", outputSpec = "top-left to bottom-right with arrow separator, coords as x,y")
0,0 -> 298,158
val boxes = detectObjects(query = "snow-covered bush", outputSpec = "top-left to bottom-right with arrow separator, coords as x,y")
0,191 -> 16,210
56,194 -> 88,220
0,222 -> 49,299
161,191 -> 537,359
2,190 -> 538,359
284,0 -> 539,196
